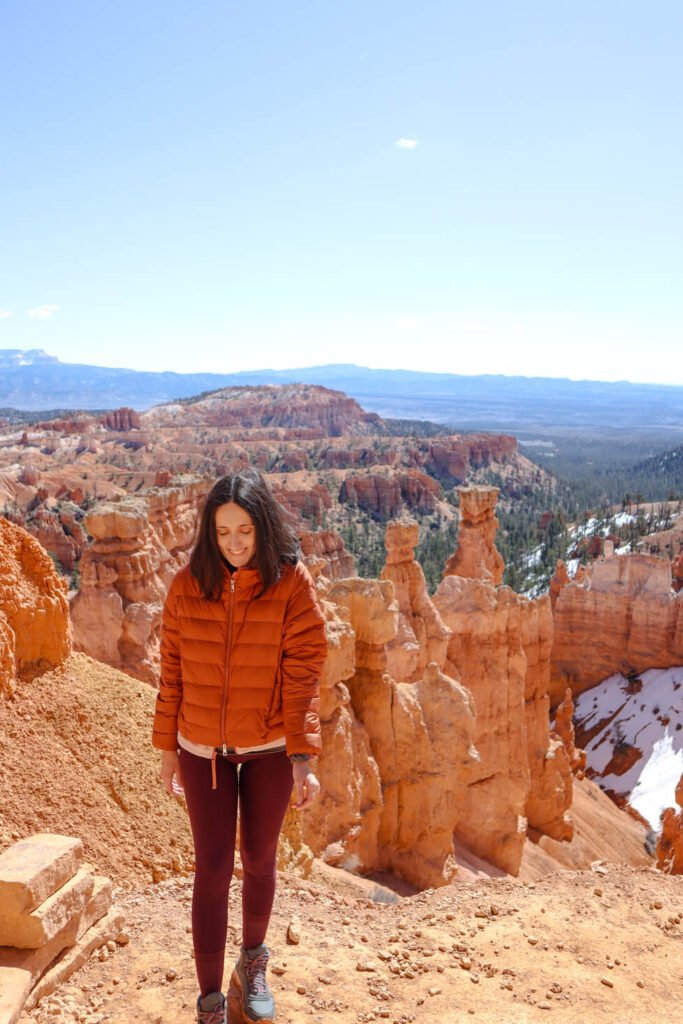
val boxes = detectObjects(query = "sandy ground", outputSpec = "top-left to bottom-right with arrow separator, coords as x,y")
3,656 -> 682,1024
18,861 -> 683,1024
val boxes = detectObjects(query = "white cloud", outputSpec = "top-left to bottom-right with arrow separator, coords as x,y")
27,304 -> 61,320
395,137 -> 418,150
0,310 -> 11,320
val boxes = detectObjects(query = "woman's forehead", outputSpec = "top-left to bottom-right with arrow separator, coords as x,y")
215,501 -> 254,528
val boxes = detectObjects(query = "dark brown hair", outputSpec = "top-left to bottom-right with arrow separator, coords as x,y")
190,468 -> 299,600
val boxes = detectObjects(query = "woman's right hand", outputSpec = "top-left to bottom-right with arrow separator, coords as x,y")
160,749 -> 183,796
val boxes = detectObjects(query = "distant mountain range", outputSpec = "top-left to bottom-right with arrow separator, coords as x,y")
1,348 -> 683,434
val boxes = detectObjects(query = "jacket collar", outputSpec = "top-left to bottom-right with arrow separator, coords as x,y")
222,563 -> 262,593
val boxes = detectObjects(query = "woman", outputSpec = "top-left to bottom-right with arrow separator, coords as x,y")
152,468 -> 327,1024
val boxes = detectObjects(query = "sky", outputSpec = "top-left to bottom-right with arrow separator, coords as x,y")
1,0 -> 682,384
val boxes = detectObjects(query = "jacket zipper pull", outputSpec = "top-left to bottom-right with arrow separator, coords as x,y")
222,743 -> 228,756
231,577 -> 236,593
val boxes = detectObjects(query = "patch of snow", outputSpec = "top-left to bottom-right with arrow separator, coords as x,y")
575,666 -> 683,830
523,546 -> 543,568
613,512 -> 636,527
566,559 -> 580,577
629,731 -> 683,829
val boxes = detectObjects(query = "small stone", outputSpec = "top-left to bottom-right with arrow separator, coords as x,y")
538,1002 -> 552,1010
600,977 -> 614,988
653,900 -> 663,910
428,987 -> 442,997
594,888 -> 603,897
356,959 -> 376,972
165,969 -> 177,982
287,917 -> 302,944
271,962 -> 287,975
528,936 -> 538,945
106,940 -> 116,952
637,980 -> 645,989
115,932 -> 130,946
296,984 -> 306,995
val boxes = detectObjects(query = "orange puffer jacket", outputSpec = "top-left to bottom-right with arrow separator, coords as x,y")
152,560 -> 327,756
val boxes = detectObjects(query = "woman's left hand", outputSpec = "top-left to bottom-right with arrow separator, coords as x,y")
292,762 -> 320,810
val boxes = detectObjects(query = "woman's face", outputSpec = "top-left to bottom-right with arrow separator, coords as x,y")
215,502 -> 257,568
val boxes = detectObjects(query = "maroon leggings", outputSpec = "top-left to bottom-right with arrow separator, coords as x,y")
179,747 -> 294,996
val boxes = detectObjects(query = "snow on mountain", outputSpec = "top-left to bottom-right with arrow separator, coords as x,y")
574,666 -> 683,830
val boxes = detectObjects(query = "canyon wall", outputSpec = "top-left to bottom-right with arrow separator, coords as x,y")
0,518 -> 71,698
433,488 -> 573,875
550,553 -> 683,704
70,480 -> 205,683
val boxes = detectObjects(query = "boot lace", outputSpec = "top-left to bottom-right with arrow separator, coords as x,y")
245,950 -> 270,997
197,1003 -> 225,1024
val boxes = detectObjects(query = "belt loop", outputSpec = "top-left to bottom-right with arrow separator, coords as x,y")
211,749 -> 217,790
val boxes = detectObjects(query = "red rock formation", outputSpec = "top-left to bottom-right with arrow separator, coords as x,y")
144,384 -> 383,437
550,553 -> 683,705
101,407 -> 141,431
293,568 -> 383,873
425,435 -> 517,484
656,773 -> 683,874
324,576 -> 478,889
33,416 -> 97,434
443,486 -> 505,585
299,530 -> 355,580
318,445 -> 396,469
553,688 -> 587,774
673,552 -> 683,593
70,480 -> 206,682
433,572 -> 572,875
272,483 -> 332,525
339,470 -> 440,520
18,466 -> 40,486
380,517 -> 451,682
549,559 -> 570,610
25,505 -> 88,574
0,518 -> 71,696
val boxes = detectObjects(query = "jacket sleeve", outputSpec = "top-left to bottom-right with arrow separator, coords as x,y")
280,563 -> 327,757
152,579 -> 183,751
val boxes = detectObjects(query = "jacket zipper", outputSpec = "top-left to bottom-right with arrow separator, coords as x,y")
219,575 -> 236,755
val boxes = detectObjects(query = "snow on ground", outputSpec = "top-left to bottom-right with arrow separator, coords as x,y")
613,512 -> 636,527
574,666 -> 683,830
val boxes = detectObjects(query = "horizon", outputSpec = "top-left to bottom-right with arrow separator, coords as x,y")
2,346 -> 683,392
1,2 -> 682,385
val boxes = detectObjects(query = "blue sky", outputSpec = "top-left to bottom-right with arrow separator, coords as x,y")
1,0 -> 681,384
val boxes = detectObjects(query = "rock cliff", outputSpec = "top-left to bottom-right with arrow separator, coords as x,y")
380,517 -> 450,682
550,553 -> 683,704
443,485 -> 505,585
70,480 -> 205,682
656,773 -> 683,874
0,518 -> 71,697
432,489 -> 573,874
144,384 -> 384,437
307,572 -> 478,889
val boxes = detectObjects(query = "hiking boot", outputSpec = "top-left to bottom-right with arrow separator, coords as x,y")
195,990 -> 226,1024
233,943 -> 276,1022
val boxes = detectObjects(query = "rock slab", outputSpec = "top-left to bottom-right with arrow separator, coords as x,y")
0,835 -> 83,916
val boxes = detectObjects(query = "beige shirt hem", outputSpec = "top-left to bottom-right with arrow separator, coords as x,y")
177,731 -> 286,759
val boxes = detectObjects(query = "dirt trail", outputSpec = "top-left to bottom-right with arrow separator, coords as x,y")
19,862 -> 683,1024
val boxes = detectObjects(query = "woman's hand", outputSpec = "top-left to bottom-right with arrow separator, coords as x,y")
160,749 -> 183,796
292,761 -> 320,810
